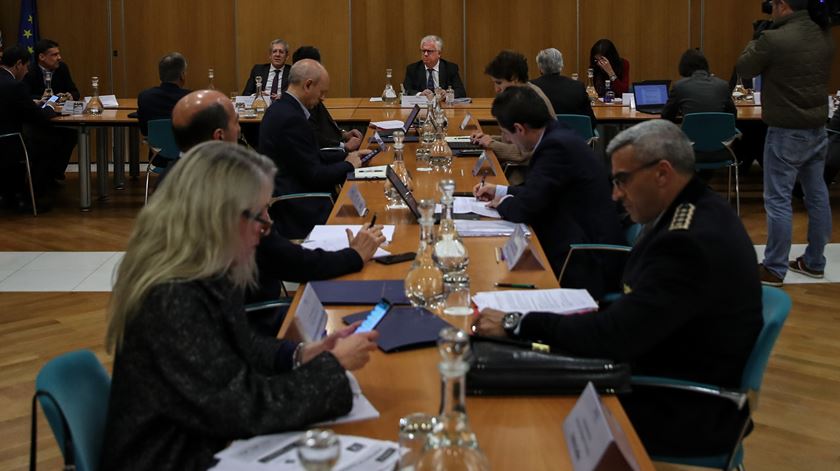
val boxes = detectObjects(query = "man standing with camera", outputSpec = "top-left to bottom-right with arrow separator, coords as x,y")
737,0 -> 834,286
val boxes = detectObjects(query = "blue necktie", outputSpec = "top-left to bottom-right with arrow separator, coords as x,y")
426,69 -> 435,90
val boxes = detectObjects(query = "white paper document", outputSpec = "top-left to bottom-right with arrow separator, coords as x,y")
306,225 -> 396,243
370,120 -> 405,130
454,220 -> 530,237
301,237 -> 389,258
472,288 -> 598,315
83,94 -> 119,108
315,372 -> 380,426
436,197 -> 500,219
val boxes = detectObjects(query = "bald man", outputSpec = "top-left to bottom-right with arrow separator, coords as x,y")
172,89 -> 240,149
259,59 -> 370,239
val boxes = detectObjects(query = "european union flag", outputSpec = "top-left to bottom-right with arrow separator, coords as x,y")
18,0 -> 39,54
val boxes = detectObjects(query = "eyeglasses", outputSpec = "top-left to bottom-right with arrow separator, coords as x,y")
420,49 -> 439,55
242,206 -> 273,236
610,160 -> 661,190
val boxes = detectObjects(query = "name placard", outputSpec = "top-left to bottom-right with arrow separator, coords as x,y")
501,224 -> 544,271
459,112 -> 473,130
401,95 -> 428,107
83,94 -> 119,108
60,101 -> 85,115
294,283 -> 328,342
563,383 -> 640,471
372,131 -> 387,150
347,183 -> 369,217
471,152 -> 496,176
622,93 -> 634,109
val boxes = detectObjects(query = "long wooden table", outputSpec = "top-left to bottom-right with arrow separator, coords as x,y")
275,110 -> 655,470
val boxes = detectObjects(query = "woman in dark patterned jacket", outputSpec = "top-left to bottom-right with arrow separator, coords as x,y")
101,141 -> 378,470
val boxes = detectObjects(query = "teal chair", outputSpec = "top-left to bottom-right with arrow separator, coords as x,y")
30,350 -> 111,471
681,112 -> 742,215
556,114 -> 599,147
145,118 -> 181,203
633,286 -> 791,471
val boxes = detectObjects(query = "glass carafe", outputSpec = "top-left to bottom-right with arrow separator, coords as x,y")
86,76 -> 103,115
252,76 -> 268,114
208,68 -> 216,90
417,115 -> 435,162
44,70 -> 53,97
433,180 -> 468,275
732,76 -> 747,101
416,327 -> 490,471
405,199 -> 445,311
384,130 -> 413,208
382,68 -> 398,104
585,68 -> 598,103
429,129 -> 453,171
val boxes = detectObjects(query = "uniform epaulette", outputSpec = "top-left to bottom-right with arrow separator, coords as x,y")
669,203 -> 695,231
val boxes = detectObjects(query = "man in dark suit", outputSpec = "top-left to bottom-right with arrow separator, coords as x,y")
661,49 -> 736,123
531,47 -> 597,129
242,38 -> 292,100
0,45 -> 60,210
136,52 -> 191,136
22,39 -> 80,101
474,119 -> 763,457
473,86 -> 623,298
403,35 -> 466,98
259,59 -> 370,239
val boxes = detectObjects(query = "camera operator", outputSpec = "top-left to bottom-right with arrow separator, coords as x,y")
737,0 -> 835,287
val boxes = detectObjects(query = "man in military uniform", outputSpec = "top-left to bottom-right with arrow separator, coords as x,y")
473,119 -> 764,456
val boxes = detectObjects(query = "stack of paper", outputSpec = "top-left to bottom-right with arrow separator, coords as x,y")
303,225 -> 395,257
454,220 -> 530,237
472,288 -> 598,315
436,197 -> 501,219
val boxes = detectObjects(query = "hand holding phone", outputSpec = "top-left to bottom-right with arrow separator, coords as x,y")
42,95 -> 59,109
356,298 -> 392,333
360,147 -> 382,164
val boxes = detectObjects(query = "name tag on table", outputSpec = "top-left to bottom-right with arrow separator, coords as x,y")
61,101 -> 85,115
347,183 -> 369,217
563,382 -> 640,471
471,152 -> 496,176
294,283 -> 328,342
622,93 -> 635,109
459,112 -> 473,130
372,131 -> 387,150
401,95 -> 428,107
83,94 -> 119,108
501,224 -> 544,271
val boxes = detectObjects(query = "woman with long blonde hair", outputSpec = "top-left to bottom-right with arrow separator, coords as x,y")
101,141 -> 377,470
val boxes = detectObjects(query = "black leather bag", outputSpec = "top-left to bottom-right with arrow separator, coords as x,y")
466,337 -> 632,396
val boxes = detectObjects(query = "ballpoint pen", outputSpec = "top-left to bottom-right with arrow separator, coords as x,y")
495,283 -> 537,289
369,213 -> 377,228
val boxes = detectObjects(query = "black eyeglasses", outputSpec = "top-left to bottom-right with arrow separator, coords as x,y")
421,49 -> 439,55
242,207 -> 273,236
610,160 -> 661,190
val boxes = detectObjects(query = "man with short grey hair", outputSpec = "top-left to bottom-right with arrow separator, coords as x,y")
474,119 -> 763,457
531,47 -> 596,128
137,51 -> 190,136
243,38 -> 291,99
403,34 -> 466,97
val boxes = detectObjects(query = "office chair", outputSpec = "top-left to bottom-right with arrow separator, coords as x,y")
555,114 -> 599,147
0,132 -> 38,215
30,350 -> 111,471
145,119 -> 181,203
632,286 -> 791,470
681,112 -> 742,215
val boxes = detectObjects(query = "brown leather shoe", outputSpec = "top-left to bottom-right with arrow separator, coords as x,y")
788,256 -> 824,279
758,264 -> 783,287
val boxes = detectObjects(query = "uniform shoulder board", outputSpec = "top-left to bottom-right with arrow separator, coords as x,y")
669,203 -> 696,231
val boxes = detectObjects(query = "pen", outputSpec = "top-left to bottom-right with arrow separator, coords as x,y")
495,283 -> 537,289
368,213 -> 377,228
480,176 -> 486,188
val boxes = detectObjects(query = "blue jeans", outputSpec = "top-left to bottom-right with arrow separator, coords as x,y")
762,126 -> 831,278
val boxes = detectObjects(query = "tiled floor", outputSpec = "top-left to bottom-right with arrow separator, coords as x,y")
754,243 -> 840,283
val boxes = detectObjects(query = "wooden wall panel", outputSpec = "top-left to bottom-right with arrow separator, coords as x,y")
121,0 -> 235,97
464,0 -> 577,98
580,0 -> 690,86
350,0 -> 463,97
0,0 -> 20,50
831,27 -> 840,93
235,0 -> 350,96
700,0 -> 759,81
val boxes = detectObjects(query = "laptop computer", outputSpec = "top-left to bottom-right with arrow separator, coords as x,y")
375,105 -> 422,143
632,82 -> 670,115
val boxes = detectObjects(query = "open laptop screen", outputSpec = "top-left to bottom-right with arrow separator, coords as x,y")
633,84 -> 669,107
386,165 -> 420,219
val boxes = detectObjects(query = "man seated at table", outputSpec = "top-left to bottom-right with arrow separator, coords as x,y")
259,59 -> 369,240
660,49 -> 736,123
403,35 -> 466,98
242,38 -> 291,100
531,47 -> 597,130
172,89 -> 386,335
473,86 -> 622,298
137,52 -> 191,137
292,46 -> 362,152
474,119 -> 763,457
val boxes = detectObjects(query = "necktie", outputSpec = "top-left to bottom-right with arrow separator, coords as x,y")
426,68 -> 435,91
270,68 -> 280,95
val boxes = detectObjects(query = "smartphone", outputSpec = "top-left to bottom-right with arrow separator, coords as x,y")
356,298 -> 392,333
42,95 -> 59,108
373,252 -> 416,265
360,147 -> 382,164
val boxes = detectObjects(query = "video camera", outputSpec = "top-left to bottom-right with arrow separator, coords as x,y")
761,0 -> 840,28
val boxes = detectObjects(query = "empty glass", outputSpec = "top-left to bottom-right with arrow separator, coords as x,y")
297,429 -> 340,471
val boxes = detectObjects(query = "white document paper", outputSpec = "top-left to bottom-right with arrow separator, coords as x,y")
370,120 -> 405,130
454,220 -> 529,237
435,197 -> 500,219
301,237 -> 389,258
315,372 -> 380,426
83,94 -> 119,108
307,225 -> 396,243
353,165 -> 388,180
472,288 -> 598,315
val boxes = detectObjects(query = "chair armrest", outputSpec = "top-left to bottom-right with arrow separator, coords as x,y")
244,299 -> 292,313
271,193 -> 335,204
827,128 -> 840,136
568,243 -> 632,252
631,375 -> 747,409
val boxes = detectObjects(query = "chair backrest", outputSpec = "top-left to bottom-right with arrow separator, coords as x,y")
35,350 -> 111,471
0,132 -> 29,162
681,112 -> 738,153
556,114 -> 594,142
740,286 -> 791,406
146,119 -> 181,161
624,223 -> 642,246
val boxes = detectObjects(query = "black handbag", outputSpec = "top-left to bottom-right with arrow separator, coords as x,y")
466,337 -> 632,396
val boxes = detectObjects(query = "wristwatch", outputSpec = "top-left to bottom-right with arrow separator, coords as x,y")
502,312 -> 523,335
609,74 -> 617,82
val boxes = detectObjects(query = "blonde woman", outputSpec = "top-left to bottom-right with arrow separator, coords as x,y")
101,141 -> 377,470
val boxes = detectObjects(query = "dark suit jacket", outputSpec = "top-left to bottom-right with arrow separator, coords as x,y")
403,58 -> 466,98
496,120 -> 623,297
22,62 -> 80,100
518,177 -> 763,456
0,71 -> 57,136
661,70 -> 737,122
242,63 -> 291,96
531,73 -> 597,129
259,92 -> 354,239
309,101 -> 344,149
136,82 -> 191,136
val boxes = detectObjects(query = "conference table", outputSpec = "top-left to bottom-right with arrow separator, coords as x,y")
271,111 -> 655,470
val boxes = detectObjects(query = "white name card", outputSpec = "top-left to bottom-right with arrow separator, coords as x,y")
401,95 -> 428,107
83,94 -> 119,108
754,92 -> 762,106
294,283 -> 328,342
372,131 -> 387,150
60,101 -> 86,115
459,112 -> 473,130
622,93 -> 635,109
501,224 -> 544,271
471,152 -> 496,176
563,383 -> 640,471
347,183 -> 369,217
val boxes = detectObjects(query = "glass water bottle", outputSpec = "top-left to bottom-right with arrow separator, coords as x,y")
252,76 -> 268,114
405,199 -> 445,311
585,68 -> 598,103
417,115 -> 435,162
44,70 -> 53,97
86,76 -> 103,115
382,68 -> 398,104
384,130 -> 413,208
208,68 -> 216,90
604,80 -> 614,103
415,327 -> 490,471
433,180 -> 468,275
429,129 -> 453,171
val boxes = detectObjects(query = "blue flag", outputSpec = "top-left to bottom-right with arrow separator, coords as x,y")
18,0 -> 39,54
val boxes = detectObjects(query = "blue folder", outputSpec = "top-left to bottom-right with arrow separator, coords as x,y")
308,280 -> 410,305
343,307 -> 453,352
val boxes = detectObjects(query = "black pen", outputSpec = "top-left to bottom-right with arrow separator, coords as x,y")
368,212 -> 377,228
495,282 -> 537,289
480,175 -> 486,188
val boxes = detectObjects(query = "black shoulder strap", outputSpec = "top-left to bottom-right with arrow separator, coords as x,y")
30,390 -> 76,471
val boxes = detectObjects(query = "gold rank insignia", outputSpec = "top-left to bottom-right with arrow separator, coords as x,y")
623,283 -> 632,294
669,203 -> 696,231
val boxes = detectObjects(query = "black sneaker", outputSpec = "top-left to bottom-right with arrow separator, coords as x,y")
758,264 -> 783,287
788,256 -> 824,279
